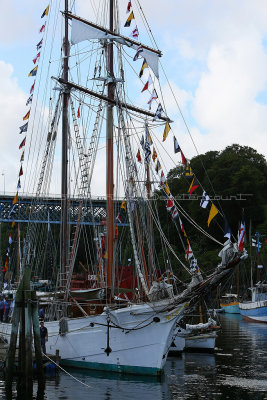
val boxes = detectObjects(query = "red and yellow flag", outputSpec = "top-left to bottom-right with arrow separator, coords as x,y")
23,110 -> 31,121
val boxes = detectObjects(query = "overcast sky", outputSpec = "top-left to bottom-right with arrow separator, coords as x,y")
0,0 -> 267,195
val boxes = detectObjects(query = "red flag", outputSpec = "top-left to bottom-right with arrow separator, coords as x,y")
126,1 -> 132,13
171,208 -> 179,221
19,137 -> 26,149
23,110 -> 30,121
147,89 -> 158,110
159,170 -> 166,186
19,165 -> 23,177
33,52 -> 40,64
181,150 -> 186,165
116,213 -> 122,223
185,241 -> 193,261
166,196 -> 174,211
39,24 -> 45,33
238,213 -> 246,251
130,26 -> 139,39
141,75 -> 152,93
115,225 -> 118,237
30,81 -> 35,94
136,149 -> 141,163
188,177 -> 199,195
77,106 -> 80,118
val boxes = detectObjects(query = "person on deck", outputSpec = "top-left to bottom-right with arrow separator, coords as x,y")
40,321 -> 48,354
39,307 -> 45,320
0,297 -> 4,322
4,297 -> 11,322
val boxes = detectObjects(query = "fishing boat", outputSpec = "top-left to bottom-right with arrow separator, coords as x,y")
0,0 -> 248,376
220,293 -> 240,314
239,233 -> 267,323
239,283 -> 267,323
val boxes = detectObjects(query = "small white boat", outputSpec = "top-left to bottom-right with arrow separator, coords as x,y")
184,331 -> 217,351
170,318 -> 218,353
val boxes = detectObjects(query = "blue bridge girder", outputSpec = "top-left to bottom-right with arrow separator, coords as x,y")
0,195 -> 128,226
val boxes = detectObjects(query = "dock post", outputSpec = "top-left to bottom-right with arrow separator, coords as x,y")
32,291 -> 44,380
5,268 -> 30,383
24,287 -> 33,391
5,304 -> 21,384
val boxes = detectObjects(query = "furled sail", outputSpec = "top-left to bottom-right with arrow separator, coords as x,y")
71,17 -> 160,78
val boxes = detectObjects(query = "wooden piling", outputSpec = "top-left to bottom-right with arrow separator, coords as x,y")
5,268 -> 30,383
32,291 -> 44,380
5,266 -> 45,388
25,288 -> 33,389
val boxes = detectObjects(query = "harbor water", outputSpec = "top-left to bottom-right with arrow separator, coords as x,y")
0,314 -> 266,399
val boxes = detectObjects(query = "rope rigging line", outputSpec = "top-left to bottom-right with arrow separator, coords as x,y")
42,353 -> 92,389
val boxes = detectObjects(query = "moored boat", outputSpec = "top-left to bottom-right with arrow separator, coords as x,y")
239,284 -> 267,323
0,0 -> 248,376
184,331 -> 217,352
220,293 -> 240,314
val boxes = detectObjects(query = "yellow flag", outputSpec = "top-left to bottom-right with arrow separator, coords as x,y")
163,122 -> 171,142
139,59 -> 148,78
121,200 -> 126,211
11,218 -> 15,228
13,192 -> 18,205
152,147 -> 157,162
124,11 -> 134,27
207,203 -> 218,227
41,5 -> 49,18
164,182 -> 170,196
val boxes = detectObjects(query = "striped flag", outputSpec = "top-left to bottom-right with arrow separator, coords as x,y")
41,5 -> 49,18
238,212 -> 246,251
147,89 -> 158,110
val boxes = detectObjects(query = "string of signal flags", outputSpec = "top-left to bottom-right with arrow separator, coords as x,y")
2,5 -> 49,273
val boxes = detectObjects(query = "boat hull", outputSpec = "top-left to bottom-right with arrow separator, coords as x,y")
0,301 -> 187,376
169,335 -> 185,353
184,332 -> 217,351
239,301 -> 267,323
220,302 -> 240,314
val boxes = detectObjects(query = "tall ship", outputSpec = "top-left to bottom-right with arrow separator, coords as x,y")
0,0 -> 248,375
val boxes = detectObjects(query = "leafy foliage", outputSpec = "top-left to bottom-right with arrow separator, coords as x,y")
154,144 -> 267,276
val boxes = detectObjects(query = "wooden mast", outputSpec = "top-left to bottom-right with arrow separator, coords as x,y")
60,0 -> 69,286
145,125 -> 153,286
106,0 -> 115,290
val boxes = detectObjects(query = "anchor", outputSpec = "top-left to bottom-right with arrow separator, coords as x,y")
104,315 -> 112,356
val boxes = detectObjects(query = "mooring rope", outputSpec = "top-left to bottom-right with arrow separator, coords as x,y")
42,353 -> 92,389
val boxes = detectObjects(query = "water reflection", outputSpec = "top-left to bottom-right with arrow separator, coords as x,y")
0,315 -> 266,399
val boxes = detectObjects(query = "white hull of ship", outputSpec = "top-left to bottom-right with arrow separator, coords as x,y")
169,335 -> 185,353
0,301 -> 186,375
